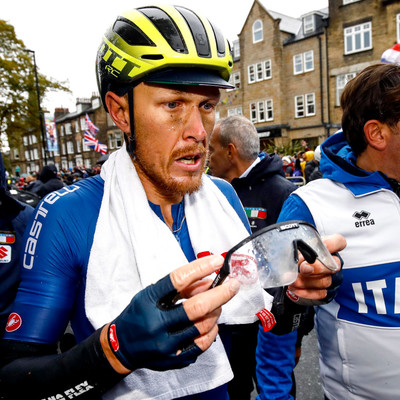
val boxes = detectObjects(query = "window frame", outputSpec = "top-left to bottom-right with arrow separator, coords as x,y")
305,93 -> 316,116
253,20 -> 263,43
248,65 -> 256,84
336,72 -> 357,106
250,99 -> 274,123
295,95 -> 305,118
397,14 -> 400,44
344,22 -> 372,55
303,15 -> 315,34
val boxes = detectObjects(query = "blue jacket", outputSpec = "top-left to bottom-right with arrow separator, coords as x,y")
0,153 -> 33,335
273,131 -> 400,399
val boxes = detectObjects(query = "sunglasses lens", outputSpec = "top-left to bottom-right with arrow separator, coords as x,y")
228,229 -> 298,288
226,222 -> 338,289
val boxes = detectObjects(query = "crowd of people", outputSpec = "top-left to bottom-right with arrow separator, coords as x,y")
7,157 -> 108,201
0,3 -> 398,400
279,147 -> 322,185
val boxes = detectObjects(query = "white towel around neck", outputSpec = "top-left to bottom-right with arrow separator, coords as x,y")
85,146 -> 271,400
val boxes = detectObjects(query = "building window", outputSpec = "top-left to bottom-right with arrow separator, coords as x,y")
256,62 -> 263,81
397,14 -> 400,44
65,123 -> 72,135
67,141 -> 74,154
303,15 -> 315,34
25,150 -> 30,161
76,155 -> 83,167
84,158 -> 91,168
265,99 -> 273,121
250,99 -> 274,123
248,65 -> 256,84
115,132 -> 123,148
253,20 -> 263,43
76,139 -> 82,153
248,60 -> 272,84
306,93 -> 315,116
258,101 -> 265,122
227,107 -> 242,117
343,0 -> 361,4
295,93 -> 315,118
80,117 -> 86,131
108,134 -> 115,150
228,71 -> 241,90
293,51 -> 314,75
336,72 -> 357,105
23,136 -> 28,146
264,60 -> 272,79
344,22 -> 372,55
60,125 -> 64,136
233,40 -> 240,59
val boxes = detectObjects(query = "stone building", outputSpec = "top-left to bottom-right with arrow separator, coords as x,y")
218,0 -> 400,150
8,0 -> 400,174
327,0 -> 400,129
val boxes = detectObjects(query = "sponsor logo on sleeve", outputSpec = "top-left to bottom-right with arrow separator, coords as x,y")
5,312 -> 22,332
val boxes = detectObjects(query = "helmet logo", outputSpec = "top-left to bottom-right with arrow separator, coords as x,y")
105,65 -> 119,78
195,33 -> 206,46
100,42 -> 141,79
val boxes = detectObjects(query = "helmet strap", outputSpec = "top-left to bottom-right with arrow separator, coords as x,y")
126,88 -> 136,159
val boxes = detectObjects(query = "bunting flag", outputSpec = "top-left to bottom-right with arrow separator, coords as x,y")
84,131 -> 107,154
85,114 -> 99,136
45,114 -> 59,152
381,43 -> 400,65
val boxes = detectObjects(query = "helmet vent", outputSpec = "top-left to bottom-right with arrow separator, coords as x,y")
139,7 -> 188,54
175,6 -> 211,58
113,18 -> 155,46
141,54 -> 164,60
209,22 -> 226,57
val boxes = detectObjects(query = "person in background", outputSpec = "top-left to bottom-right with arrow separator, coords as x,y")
35,164 -> 66,198
0,153 -> 34,336
0,5 -> 345,400
259,63 -> 400,400
208,115 -> 305,400
308,145 -> 322,181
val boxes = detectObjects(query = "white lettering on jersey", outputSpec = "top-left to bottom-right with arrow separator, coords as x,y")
24,186 -> 80,270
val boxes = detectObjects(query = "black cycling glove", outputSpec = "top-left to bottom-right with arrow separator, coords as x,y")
108,274 -> 202,371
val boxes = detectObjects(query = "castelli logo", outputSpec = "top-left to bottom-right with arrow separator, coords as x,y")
109,324 -> 119,352
5,313 -> 22,332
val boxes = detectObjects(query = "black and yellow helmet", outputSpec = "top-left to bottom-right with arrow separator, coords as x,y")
96,4 -> 234,111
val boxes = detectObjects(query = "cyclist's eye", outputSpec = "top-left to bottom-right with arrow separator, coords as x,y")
167,102 -> 178,109
203,102 -> 215,111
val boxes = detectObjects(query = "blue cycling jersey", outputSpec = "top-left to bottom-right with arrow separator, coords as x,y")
4,174 -> 249,400
5,174 -> 249,344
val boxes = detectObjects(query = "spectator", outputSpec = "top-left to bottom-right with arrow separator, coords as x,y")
303,150 -> 316,183
25,172 -> 43,194
308,145 -> 322,181
208,115 -> 299,400
265,63 -> 400,400
0,153 -> 33,336
0,5 -> 344,400
36,164 -> 66,198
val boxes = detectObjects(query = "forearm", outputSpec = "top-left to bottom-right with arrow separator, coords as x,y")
0,328 -> 126,400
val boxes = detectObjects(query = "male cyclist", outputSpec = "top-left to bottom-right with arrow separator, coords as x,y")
0,5 -> 344,400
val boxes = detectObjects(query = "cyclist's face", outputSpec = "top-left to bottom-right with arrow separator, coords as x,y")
132,82 -> 220,203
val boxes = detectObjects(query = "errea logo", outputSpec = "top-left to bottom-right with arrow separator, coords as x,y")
352,210 -> 375,228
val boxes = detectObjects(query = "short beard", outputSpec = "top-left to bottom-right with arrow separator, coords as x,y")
134,146 -> 206,198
